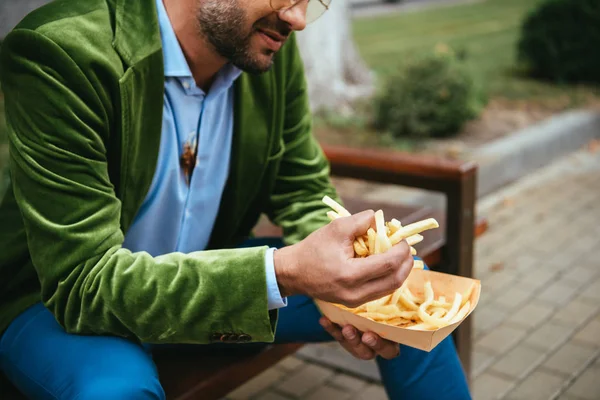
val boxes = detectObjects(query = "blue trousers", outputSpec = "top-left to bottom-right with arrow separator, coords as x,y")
0,239 -> 471,399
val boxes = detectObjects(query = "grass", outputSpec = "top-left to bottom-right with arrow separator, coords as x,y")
352,0 -> 598,105
314,0 -> 600,148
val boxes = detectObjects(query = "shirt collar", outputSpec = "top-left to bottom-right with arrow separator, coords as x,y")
155,0 -> 191,77
155,0 -> 243,88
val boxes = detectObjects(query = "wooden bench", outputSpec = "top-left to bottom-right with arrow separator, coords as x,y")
0,145 -> 487,400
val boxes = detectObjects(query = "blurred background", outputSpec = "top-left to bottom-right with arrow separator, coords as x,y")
1,0 -> 599,399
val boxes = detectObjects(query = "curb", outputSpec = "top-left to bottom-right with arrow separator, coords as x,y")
474,110 -> 600,199
362,109 -> 600,211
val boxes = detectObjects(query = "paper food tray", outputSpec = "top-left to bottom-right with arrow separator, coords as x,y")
315,269 -> 481,352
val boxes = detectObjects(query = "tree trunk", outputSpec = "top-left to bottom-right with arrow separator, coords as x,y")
295,0 -> 374,114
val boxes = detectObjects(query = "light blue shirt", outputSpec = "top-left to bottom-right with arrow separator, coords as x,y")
122,0 -> 286,310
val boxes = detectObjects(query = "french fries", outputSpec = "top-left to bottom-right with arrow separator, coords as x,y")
322,195 -> 435,265
322,195 -> 472,331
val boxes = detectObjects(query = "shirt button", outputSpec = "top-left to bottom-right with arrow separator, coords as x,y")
182,81 -> 190,89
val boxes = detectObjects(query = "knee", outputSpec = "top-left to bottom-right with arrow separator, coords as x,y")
73,376 -> 165,400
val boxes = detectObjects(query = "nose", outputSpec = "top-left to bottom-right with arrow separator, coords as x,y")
278,0 -> 308,31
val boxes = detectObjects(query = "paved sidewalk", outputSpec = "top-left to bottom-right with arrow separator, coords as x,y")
222,147 -> 600,400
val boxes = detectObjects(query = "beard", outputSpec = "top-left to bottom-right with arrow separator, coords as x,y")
196,0 -> 291,74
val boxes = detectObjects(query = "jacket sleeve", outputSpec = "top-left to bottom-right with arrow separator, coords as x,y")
0,29 -> 276,344
264,35 -> 344,245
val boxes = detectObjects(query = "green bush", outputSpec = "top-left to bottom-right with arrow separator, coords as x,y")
373,47 -> 486,139
517,0 -> 600,84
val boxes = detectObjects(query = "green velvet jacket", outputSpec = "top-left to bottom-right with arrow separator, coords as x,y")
0,0 -> 340,343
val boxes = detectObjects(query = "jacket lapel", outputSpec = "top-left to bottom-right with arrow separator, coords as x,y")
112,0 -> 164,233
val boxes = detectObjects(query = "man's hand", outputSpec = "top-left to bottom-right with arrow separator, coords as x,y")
273,209 -> 414,308
319,317 -> 400,360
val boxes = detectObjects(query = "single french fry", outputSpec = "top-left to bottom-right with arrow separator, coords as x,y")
397,292 -> 419,311
417,282 -> 449,329
375,210 -> 392,254
367,228 -> 376,255
353,240 -> 368,256
430,307 -> 448,316
431,300 -> 452,309
406,322 -> 436,331
403,286 -> 423,304
413,260 -> 424,269
366,294 -> 392,309
389,218 -> 402,231
461,282 -> 476,307
411,247 -> 417,256
389,218 -> 439,245
358,312 -> 398,321
367,304 -> 399,315
327,211 -> 340,221
440,293 -> 462,323
405,234 -> 424,246
449,301 -> 471,324
322,195 -> 351,217
356,236 -> 367,250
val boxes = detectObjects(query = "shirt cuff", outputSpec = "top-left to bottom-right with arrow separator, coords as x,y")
265,247 -> 288,310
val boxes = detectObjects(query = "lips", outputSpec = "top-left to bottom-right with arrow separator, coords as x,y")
257,29 -> 287,52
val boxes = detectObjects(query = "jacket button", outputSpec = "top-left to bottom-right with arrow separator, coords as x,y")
210,333 -> 222,342
239,334 -> 252,342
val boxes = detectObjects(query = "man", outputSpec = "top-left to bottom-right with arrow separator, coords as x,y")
0,0 -> 471,398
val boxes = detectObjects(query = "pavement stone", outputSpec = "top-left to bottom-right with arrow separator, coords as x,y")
536,280 -> 582,306
306,385 -> 352,400
277,356 -> 306,373
524,321 -> 576,353
471,372 -> 514,400
276,364 -> 336,398
562,362 -> 600,400
489,343 -> 546,379
472,346 -> 497,378
572,318 -> 600,348
503,369 -> 566,400
492,286 -> 534,311
251,392 -> 292,400
504,300 -> 555,330
476,323 -> 528,355
227,369 -> 287,400
329,373 -> 369,393
352,384 -> 388,400
542,341 -> 597,376
550,298 -> 599,328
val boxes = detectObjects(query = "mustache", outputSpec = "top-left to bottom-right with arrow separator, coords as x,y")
254,17 -> 292,38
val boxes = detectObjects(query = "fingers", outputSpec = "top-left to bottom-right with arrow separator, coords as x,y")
350,240 -> 413,281
362,332 -> 400,360
319,318 -> 375,361
341,326 -> 375,360
319,317 -> 345,342
335,209 -> 375,238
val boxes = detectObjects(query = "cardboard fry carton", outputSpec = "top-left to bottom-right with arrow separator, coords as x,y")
315,269 -> 481,352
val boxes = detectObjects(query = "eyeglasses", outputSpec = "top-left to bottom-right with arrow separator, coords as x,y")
270,0 -> 332,24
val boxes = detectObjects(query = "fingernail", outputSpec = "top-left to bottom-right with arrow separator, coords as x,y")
364,336 -> 376,346
343,327 -> 355,340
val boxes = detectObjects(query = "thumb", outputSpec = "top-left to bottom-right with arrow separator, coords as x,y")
336,209 -> 375,238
